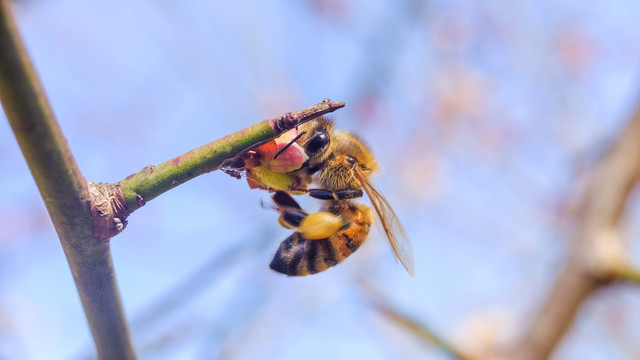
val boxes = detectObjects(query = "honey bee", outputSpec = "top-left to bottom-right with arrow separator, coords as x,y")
267,117 -> 415,276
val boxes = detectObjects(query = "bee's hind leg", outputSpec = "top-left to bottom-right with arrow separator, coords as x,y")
272,191 -> 347,239
272,191 -> 308,229
278,205 -> 347,239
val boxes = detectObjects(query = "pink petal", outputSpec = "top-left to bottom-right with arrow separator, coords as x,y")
267,143 -> 308,173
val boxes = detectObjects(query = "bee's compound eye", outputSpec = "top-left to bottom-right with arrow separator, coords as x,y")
305,130 -> 329,155
345,155 -> 356,165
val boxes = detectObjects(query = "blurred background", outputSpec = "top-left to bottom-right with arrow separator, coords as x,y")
1,0 -> 640,359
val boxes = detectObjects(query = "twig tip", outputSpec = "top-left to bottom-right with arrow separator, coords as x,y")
329,101 -> 346,109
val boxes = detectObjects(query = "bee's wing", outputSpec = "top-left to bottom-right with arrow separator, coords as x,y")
354,168 -> 415,276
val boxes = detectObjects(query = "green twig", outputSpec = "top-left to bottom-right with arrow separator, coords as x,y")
118,99 -> 345,212
0,1 -> 135,359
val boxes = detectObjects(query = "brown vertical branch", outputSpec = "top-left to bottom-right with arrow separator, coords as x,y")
513,104 -> 640,360
0,1 -> 135,359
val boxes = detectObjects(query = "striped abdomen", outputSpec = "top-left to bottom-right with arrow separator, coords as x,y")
270,202 -> 373,276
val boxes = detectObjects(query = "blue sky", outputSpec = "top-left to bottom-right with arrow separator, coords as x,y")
2,0 -> 640,359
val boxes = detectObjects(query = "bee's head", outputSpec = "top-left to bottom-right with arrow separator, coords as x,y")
297,117 -> 335,165
309,131 -> 377,191
304,126 -> 330,157
298,117 -> 333,158
332,132 -> 377,176
296,117 -> 378,191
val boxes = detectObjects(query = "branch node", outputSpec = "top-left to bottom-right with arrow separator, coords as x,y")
581,227 -> 626,284
135,194 -> 146,208
268,99 -> 346,133
272,112 -> 296,133
88,182 -> 131,240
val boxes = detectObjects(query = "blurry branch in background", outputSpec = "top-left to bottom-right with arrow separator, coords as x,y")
133,235 -> 273,358
513,102 -> 640,360
616,264 -> 640,286
362,282 -> 472,360
376,304 -> 472,360
0,1 -> 135,359
131,236 -> 270,334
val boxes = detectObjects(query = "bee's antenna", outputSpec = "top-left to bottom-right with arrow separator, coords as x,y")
273,131 -> 307,160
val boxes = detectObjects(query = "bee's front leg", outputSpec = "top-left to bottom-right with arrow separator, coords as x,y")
308,189 -> 363,201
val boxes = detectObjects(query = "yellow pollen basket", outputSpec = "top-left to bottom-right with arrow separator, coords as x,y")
299,212 -> 344,239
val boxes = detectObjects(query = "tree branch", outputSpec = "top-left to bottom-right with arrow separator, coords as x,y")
117,99 -> 345,212
0,1 -> 135,359
513,104 -> 640,360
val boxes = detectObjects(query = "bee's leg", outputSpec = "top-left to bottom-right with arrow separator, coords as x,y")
279,208 -> 308,229
278,205 -> 347,238
273,190 -> 348,238
308,189 -> 363,200
273,191 -> 308,229
272,190 -> 302,209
